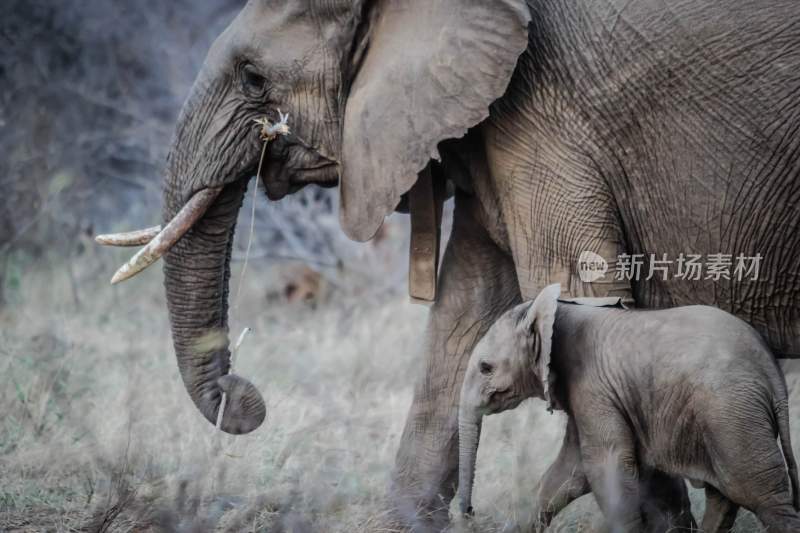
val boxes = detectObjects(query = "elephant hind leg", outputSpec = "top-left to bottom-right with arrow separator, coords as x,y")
755,504 -> 800,532
702,404 -> 800,532
713,441 -> 799,532
702,485 -> 738,533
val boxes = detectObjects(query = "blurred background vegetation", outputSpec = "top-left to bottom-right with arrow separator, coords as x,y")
1,0 -> 244,303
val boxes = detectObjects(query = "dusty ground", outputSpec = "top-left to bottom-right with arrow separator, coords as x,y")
0,211 -> 789,532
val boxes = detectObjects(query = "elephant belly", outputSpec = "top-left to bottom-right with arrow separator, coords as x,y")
634,436 -> 727,502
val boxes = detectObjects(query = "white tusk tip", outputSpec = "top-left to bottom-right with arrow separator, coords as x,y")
110,265 -> 133,285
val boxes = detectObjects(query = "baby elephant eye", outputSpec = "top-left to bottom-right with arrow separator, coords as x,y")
479,361 -> 493,375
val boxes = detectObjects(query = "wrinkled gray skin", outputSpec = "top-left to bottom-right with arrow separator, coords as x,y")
459,284 -> 800,533
156,0 -> 800,528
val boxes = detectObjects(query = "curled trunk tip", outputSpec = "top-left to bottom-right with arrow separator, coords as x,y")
216,373 -> 266,434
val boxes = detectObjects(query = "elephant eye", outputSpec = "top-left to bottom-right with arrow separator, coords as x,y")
479,361 -> 493,375
241,64 -> 267,96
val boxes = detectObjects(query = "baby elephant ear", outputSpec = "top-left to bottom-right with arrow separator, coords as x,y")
518,284 -> 561,410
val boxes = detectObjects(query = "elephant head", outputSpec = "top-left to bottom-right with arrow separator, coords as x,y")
97,0 -> 531,434
458,283 -> 561,515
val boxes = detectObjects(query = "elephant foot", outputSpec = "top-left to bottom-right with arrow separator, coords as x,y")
390,437 -> 457,532
640,472 -> 697,533
390,385 -> 471,532
528,512 -> 550,533
388,487 -> 452,533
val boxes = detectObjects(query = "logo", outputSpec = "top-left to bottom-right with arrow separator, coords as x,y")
578,251 -> 608,283
575,252 -> 763,283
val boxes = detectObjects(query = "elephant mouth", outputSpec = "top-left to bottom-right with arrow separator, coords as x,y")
486,390 -> 524,413
262,161 -> 339,199
261,136 -> 339,200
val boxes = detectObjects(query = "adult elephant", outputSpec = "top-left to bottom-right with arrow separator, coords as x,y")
100,0 -> 800,530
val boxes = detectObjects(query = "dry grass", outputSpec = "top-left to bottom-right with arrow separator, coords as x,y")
0,217 -> 792,532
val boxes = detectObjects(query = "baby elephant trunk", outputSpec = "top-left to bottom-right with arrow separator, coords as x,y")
458,404 -> 483,516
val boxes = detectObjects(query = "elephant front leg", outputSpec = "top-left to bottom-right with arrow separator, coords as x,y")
391,193 -> 521,531
640,470 -> 697,532
701,485 -> 738,533
532,417 -> 590,532
581,418 -> 645,533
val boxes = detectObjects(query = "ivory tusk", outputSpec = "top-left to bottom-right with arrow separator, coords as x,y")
95,226 -> 162,247
110,187 -> 222,285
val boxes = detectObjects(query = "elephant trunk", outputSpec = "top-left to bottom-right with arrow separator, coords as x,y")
458,403 -> 483,516
160,80 -> 266,435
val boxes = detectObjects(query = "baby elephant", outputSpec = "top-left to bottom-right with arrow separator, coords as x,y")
458,284 -> 800,533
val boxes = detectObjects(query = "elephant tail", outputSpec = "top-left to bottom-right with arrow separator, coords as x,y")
775,396 -> 800,511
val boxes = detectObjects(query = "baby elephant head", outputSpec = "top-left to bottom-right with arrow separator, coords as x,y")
458,283 -> 561,516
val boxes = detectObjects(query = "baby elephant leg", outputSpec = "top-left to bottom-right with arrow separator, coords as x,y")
581,419 -> 645,533
640,470 -> 697,532
711,423 -> 800,532
756,502 -> 800,533
533,418 -> 590,532
702,485 -> 738,533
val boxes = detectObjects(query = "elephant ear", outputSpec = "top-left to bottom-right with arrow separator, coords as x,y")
339,0 -> 530,241
518,284 -> 562,411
